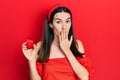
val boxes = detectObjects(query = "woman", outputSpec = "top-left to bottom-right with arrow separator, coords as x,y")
22,4 -> 94,80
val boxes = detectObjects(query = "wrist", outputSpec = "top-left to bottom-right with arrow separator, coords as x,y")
28,60 -> 36,65
64,49 -> 73,56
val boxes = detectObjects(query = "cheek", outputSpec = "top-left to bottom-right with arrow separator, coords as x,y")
53,26 -> 62,36
66,24 -> 71,32
54,27 -> 62,32
54,24 -> 62,31
53,23 -> 62,32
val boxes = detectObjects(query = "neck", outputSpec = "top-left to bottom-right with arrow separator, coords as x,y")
52,36 -> 59,47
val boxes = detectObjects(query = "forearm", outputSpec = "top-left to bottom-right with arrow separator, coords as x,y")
65,50 -> 89,80
29,61 -> 42,80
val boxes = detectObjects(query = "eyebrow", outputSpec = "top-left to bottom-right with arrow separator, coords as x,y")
54,17 -> 71,21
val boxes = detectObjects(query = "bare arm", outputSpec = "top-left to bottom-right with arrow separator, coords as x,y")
22,41 -> 42,80
65,50 -> 89,80
65,40 -> 89,80
29,61 -> 41,80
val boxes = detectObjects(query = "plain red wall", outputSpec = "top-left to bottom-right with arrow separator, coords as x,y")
0,0 -> 120,80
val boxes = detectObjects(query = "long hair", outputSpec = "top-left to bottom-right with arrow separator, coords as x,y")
37,6 -> 84,62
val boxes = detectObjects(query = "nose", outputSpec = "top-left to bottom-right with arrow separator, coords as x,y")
62,23 -> 66,30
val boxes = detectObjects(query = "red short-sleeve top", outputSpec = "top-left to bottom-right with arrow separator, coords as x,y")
36,57 -> 94,80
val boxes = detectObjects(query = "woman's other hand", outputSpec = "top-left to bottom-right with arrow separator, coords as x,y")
22,40 -> 40,63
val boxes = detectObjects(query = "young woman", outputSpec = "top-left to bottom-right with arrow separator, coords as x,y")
22,4 -> 94,80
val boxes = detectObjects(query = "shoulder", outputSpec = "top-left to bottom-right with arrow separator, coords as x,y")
76,39 -> 85,54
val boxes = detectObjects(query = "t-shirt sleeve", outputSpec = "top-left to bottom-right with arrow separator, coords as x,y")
36,62 -> 43,77
77,57 -> 94,78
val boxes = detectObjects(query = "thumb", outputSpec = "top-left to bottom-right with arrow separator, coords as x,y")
33,44 -> 37,54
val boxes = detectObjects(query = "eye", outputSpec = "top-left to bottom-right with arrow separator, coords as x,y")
56,21 -> 61,24
66,20 -> 71,24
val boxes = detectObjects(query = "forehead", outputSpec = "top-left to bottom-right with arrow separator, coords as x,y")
54,12 -> 71,20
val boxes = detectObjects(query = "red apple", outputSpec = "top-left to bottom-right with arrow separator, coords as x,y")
25,39 -> 34,49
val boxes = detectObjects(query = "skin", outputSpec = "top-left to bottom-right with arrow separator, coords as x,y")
22,12 -> 89,80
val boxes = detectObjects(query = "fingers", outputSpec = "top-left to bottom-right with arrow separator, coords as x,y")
22,42 -> 34,56
59,31 -> 73,43
22,41 -> 40,61
63,31 -> 66,40
59,32 -> 62,42
59,31 -> 68,41
70,35 -> 73,44
33,44 -> 38,54
65,31 -> 67,39
22,42 -> 30,59
61,31 -> 64,40
22,42 -> 27,50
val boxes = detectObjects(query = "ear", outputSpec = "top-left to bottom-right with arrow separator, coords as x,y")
49,23 -> 53,28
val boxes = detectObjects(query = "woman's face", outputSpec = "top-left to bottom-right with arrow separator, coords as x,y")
50,12 -> 71,39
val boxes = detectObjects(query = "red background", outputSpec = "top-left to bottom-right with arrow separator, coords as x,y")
0,0 -> 120,80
